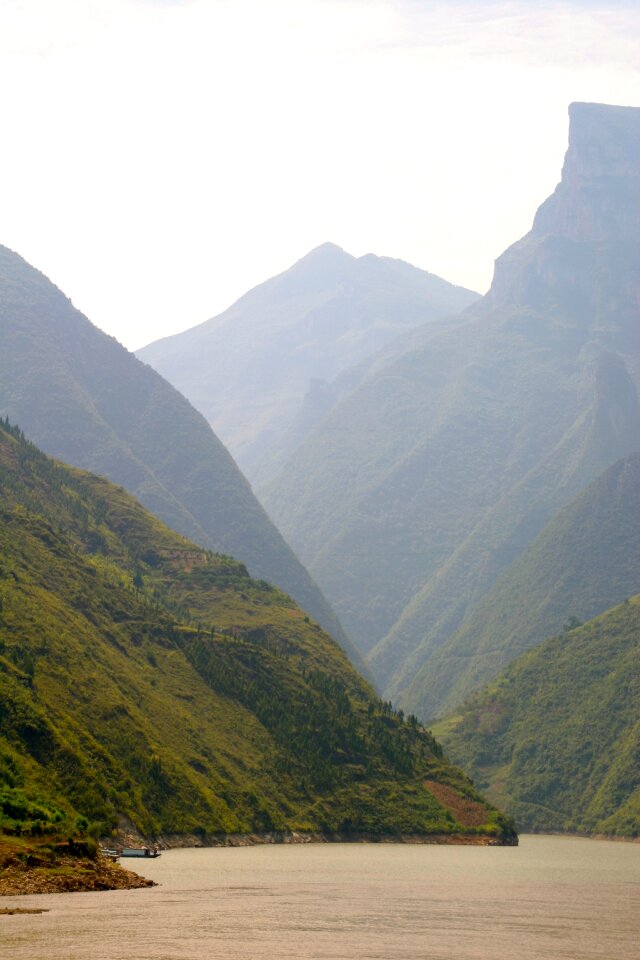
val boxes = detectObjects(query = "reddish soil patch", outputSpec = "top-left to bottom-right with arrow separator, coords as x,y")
425,781 -> 490,827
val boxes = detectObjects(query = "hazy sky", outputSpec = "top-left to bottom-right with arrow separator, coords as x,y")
1,0 -> 638,349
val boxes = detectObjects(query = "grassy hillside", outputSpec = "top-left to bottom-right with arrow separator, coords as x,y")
403,454 -> 640,720
434,598 -> 640,837
0,243 -> 355,663
0,421 -> 515,844
262,103 -> 640,705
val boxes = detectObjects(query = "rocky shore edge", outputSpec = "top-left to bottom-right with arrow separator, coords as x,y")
129,829 -> 517,849
0,840 -> 155,898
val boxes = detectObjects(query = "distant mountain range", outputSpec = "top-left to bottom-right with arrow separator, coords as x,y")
435,597 -> 640,837
137,244 -> 478,483
260,102 -> 640,717
0,243 -> 359,666
0,420 -> 516,843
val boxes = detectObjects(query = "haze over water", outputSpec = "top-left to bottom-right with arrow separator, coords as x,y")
3,836 -> 638,959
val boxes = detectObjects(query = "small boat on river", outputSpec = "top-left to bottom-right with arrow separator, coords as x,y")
119,846 -> 161,858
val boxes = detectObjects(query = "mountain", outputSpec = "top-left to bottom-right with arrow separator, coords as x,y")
403,454 -> 640,720
434,598 -> 640,837
0,420 -> 516,844
0,243 -> 357,665
253,309 -> 474,495
137,244 -> 478,483
262,103 -> 640,705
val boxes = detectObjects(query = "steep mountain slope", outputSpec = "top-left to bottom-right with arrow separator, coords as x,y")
254,310 -> 471,495
137,243 -> 477,482
0,421 -> 515,843
0,244 -> 356,662
263,103 -> 640,700
404,454 -> 640,719
434,598 -> 640,836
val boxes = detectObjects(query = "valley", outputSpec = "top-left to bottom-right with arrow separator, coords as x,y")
0,103 -> 638,902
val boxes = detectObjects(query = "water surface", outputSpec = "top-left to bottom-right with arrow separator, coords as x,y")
2,836 -> 638,959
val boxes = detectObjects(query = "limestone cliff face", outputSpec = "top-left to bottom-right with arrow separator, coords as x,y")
535,102 -> 640,241
490,102 -> 640,309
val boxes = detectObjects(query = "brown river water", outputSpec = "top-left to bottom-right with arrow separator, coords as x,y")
1,835 -> 638,959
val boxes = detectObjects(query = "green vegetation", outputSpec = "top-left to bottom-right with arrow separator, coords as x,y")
403,454 -> 640,720
434,598 -> 640,836
0,420 -> 515,843
0,243 -> 355,664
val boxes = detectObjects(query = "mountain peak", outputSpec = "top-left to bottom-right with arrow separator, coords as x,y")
289,242 -> 354,275
565,102 -> 640,180
300,241 -> 350,259
263,242 -> 357,300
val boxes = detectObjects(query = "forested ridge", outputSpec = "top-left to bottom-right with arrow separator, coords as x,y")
435,599 -> 640,837
0,420 -> 515,844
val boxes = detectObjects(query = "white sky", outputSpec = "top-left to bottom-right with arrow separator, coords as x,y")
1,0 -> 638,350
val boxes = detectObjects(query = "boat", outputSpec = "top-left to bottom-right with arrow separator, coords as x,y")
118,846 -> 161,858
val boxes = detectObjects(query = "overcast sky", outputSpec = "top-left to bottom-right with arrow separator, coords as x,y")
1,0 -> 638,349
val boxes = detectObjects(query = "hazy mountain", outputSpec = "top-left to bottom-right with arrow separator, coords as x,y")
254,309 -> 473,494
0,421 -> 516,843
263,102 -> 640,704
404,454 -> 640,720
434,597 -> 640,837
0,243 -> 357,663
137,244 -> 478,483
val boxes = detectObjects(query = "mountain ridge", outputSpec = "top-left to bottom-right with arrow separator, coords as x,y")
434,596 -> 640,837
403,453 -> 640,720
0,243 -> 361,667
137,243 -> 478,483
0,419 -> 516,844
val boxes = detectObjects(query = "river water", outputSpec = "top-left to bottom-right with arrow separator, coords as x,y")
2,836 -> 638,959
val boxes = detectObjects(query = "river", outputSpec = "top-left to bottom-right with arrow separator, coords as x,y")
2,836 -> 638,959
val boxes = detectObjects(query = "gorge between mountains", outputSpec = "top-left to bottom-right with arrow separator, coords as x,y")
0,101 -> 638,939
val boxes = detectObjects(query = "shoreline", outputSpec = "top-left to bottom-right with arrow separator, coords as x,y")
524,831 -> 639,844
0,838 -> 155,899
151,830 -> 516,849
0,857 -> 155,898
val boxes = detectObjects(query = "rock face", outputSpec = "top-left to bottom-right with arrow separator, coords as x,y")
535,102 -> 640,242
490,102 -> 640,306
262,102 -> 640,716
137,244 -> 478,484
0,245 -> 354,659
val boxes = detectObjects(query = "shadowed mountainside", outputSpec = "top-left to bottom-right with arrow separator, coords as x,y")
404,454 -> 640,720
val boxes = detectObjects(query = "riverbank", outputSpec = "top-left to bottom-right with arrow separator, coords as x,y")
0,835 -> 154,897
124,829 -> 517,849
